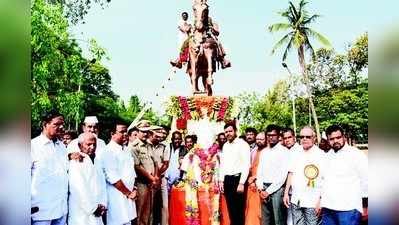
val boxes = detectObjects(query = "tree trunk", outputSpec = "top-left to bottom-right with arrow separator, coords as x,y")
298,45 -> 321,143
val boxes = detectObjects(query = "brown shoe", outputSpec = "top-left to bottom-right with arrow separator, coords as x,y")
170,60 -> 182,69
221,59 -> 231,69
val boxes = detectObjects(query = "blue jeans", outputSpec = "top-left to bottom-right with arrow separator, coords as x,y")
32,215 -> 67,225
321,208 -> 361,225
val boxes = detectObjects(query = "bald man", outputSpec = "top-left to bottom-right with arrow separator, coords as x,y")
68,133 -> 107,225
283,126 -> 325,225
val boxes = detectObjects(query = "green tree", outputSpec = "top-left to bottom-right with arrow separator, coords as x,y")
268,0 -> 331,143
31,0 -> 120,135
31,0 -> 86,131
238,81 -> 292,134
347,32 -> 368,86
46,0 -> 111,24
237,92 -> 261,128
315,80 -> 368,143
307,48 -> 348,94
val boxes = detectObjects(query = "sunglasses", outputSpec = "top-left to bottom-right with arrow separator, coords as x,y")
299,135 -> 313,139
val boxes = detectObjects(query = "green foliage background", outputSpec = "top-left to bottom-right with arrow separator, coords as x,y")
31,0 -> 168,141
237,33 -> 368,143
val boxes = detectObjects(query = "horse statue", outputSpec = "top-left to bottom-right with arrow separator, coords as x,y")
187,0 -> 218,96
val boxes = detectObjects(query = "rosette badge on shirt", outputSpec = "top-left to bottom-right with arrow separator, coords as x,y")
304,164 -> 319,188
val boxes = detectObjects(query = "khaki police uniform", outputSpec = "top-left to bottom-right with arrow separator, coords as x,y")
131,138 -> 158,225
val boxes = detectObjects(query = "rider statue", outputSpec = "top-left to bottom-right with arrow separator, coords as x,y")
170,11 -> 231,70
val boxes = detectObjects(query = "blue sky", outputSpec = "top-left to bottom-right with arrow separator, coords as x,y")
71,0 -> 380,113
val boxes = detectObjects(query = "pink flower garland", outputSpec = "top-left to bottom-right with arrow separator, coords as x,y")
217,97 -> 229,121
178,96 -> 192,120
193,144 -> 220,187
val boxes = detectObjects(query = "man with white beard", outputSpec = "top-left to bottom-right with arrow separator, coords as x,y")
68,133 -> 107,225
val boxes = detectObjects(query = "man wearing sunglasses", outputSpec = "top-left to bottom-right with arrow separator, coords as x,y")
283,126 -> 325,225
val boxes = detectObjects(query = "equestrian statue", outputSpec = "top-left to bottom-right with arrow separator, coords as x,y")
170,0 -> 231,96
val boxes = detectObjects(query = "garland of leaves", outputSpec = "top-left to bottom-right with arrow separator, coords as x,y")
165,96 -> 239,122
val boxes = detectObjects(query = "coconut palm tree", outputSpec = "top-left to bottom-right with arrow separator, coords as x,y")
269,0 -> 331,143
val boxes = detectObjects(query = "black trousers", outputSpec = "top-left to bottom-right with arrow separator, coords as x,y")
224,174 -> 245,225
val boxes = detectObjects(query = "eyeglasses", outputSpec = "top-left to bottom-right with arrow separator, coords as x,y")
299,135 -> 313,139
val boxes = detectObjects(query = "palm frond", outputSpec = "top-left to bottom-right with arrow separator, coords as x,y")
270,32 -> 293,55
299,0 -> 308,14
268,23 -> 291,33
289,1 -> 299,21
305,28 -> 332,48
303,14 -> 321,25
282,38 -> 294,61
280,11 -> 295,24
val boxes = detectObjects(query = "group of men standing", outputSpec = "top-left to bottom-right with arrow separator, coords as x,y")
31,111 -> 178,225
219,123 -> 368,225
31,111 -> 140,225
31,109 -> 367,225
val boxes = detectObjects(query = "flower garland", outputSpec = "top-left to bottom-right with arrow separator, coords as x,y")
184,157 -> 200,225
217,97 -> 228,122
193,144 -> 220,186
178,96 -> 192,120
165,96 -> 238,122
194,96 -> 216,118
196,144 -> 221,225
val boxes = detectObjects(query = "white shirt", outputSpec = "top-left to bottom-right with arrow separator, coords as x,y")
68,153 -> 104,225
256,143 -> 289,194
288,145 -> 326,208
102,141 -> 137,225
288,143 -> 302,152
165,145 -> 181,185
219,137 -> 251,184
67,136 -> 107,206
31,134 -> 68,220
178,19 -> 190,47
321,143 -> 368,212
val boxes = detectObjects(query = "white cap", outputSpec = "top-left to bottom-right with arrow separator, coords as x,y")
84,116 -> 99,124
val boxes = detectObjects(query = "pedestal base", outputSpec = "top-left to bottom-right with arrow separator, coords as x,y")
169,186 -> 231,225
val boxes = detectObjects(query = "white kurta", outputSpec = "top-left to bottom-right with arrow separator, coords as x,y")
67,137 -> 107,207
288,145 -> 326,208
102,141 -> 137,225
68,153 -> 104,225
31,134 -> 68,221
